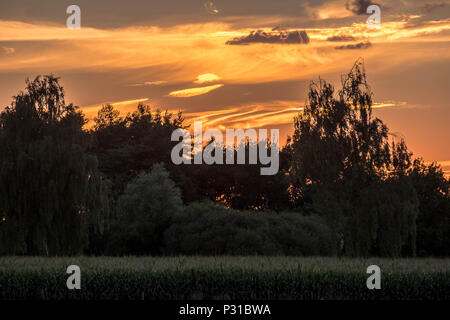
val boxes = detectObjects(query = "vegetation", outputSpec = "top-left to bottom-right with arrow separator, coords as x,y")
164,202 -> 334,256
108,163 -> 183,255
288,61 -> 420,257
0,76 -> 108,256
0,256 -> 448,300
0,61 -> 448,257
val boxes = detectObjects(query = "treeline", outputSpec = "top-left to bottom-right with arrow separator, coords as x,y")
104,165 -> 334,256
0,60 -> 448,257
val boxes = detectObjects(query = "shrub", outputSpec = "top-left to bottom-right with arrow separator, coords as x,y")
164,202 -> 335,255
107,164 -> 182,255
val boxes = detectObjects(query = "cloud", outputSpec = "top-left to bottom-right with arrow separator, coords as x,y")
420,2 -> 447,13
129,81 -> 167,86
335,41 -> 372,49
168,84 -> 224,98
110,98 -> 149,106
327,35 -> 358,41
345,0 -> 379,15
204,1 -> 219,15
184,100 -> 304,129
194,73 -> 221,84
2,47 -> 15,54
313,1 -> 354,20
226,30 -> 309,45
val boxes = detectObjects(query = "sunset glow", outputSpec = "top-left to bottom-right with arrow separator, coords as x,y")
0,0 -> 449,168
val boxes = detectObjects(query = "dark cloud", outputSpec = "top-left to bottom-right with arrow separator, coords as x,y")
420,2 -> 447,13
345,0 -> 379,15
327,35 -> 358,42
226,30 -> 309,45
334,42 -> 372,50
0,0 -> 313,29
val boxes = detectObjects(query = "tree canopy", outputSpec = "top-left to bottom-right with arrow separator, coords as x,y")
288,60 -> 422,256
0,76 -> 109,255
0,62 -> 448,257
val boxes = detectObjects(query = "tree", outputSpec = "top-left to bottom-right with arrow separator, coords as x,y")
108,163 -> 183,255
409,159 -> 450,256
91,103 -> 292,212
0,75 -> 109,256
186,141 -> 291,211
289,60 -> 419,256
93,104 -> 121,130
291,59 -> 391,189
91,103 -> 187,202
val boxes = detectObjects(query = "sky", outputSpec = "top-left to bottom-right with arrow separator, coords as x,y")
0,0 -> 449,175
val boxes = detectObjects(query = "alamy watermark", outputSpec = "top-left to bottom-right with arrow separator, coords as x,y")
366,265 -> 381,289
171,122 -> 279,176
366,5 -> 381,29
66,265 -> 81,290
66,5 -> 81,29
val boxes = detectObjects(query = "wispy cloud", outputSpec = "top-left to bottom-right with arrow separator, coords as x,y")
168,84 -> 224,98
184,100 -> 304,130
1,47 -> 15,54
111,98 -> 149,106
129,81 -> 167,87
194,73 -> 221,84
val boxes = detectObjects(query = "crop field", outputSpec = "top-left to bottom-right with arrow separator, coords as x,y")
0,256 -> 448,300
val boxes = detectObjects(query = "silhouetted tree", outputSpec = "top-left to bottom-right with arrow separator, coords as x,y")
91,104 -> 187,203
2,70 -> 447,257
92,104 -> 291,211
108,163 -> 182,255
289,60 -> 419,256
409,159 -> 450,256
187,141 -> 291,211
0,75 -> 109,255
93,104 -> 121,130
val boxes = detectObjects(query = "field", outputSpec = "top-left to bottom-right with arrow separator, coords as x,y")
0,257 -> 448,300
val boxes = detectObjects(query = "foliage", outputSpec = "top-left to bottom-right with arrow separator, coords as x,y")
0,256 -> 448,300
290,60 -> 390,188
108,164 -> 183,255
164,201 -> 334,256
0,76 -> 109,256
91,103 -> 186,202
180,142 -> 292,211
409,159 -> 450,256
0,62 -> 449,257
288,60 -> 422,256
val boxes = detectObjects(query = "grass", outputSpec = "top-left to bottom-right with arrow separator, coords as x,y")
0,256 -> 449,300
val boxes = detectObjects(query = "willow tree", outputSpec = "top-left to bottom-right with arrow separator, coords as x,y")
0,75 -> 109,256
289,60 -> 419,257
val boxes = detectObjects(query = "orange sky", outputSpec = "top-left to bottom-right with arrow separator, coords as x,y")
0,0 -> 449,175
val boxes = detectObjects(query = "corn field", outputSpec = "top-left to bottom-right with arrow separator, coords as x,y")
0,257 -> 448,300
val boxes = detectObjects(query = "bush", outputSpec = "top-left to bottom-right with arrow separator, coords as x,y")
164,202 -> 335,255
107,164 -> 182,255
267,213 -> 336,255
